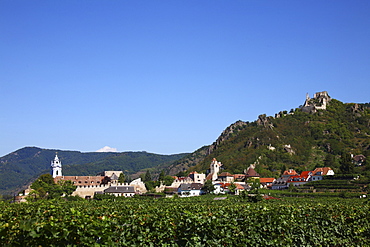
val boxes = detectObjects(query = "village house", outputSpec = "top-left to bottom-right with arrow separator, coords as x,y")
178,183 -> 203,197
218,182 -> 245,195
271,177 -> 290,190
287,171 -> 312,187
352,154 -> 366,166
218,172 -> 234,182
170,176 -> 194,187
310,167 -> 334,181
282,169 -> 299,178
103,186 -> 136,197
189,171 -> 206,184
260,178 -> 276,189
233,174 -> 246,181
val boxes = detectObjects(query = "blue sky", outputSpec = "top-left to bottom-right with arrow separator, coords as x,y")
1,1 -> 369,156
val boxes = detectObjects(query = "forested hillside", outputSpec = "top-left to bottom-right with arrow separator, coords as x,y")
184,99 -> 370,178
0,147 -> 187,195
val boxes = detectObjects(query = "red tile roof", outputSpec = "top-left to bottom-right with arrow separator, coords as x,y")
218,172 -> 233,177
312,167 -> 333,176
260,178 -> 275,183
233,174 -> 245,179
283,169 -> 298,176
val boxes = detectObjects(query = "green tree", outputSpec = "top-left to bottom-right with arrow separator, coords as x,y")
201,180 -> 215,194
29,174 -> 76,200
175,171 -> 188,177
144,170 -> 152,182
57,180 -> 76,196
30,174 -> 59,200
144,181 -> 160,192
228,182 -> 237,195
158,170 -> 165,182
339,153 -> 354,174
324,153 -> 337,168
118,172 -> 125,184
163,175 -> 175,186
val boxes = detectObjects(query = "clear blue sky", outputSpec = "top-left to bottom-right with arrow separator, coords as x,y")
1,1 -> 369,157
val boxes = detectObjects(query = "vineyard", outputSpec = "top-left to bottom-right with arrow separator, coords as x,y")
1,197 -> 369,246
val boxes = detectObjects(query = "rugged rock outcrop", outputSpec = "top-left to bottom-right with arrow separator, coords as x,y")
207,120 -> 247,155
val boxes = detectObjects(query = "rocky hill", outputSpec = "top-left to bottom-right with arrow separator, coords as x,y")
0,147 -> 187,195
169,92 -> 370,178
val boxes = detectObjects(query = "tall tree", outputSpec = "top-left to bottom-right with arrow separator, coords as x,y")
339,153 -> 354,174
324,153 -> 337,168
158,170 -> 165,182
144,170 -> 152,182
118,172 -> 125,184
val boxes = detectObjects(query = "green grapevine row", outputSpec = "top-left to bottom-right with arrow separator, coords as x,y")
0,198 -> 369,246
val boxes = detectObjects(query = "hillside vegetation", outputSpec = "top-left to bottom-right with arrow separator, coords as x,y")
185,99 -> 370,178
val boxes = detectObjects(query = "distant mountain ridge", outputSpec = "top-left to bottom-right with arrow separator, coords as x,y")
0,147 -> 188,195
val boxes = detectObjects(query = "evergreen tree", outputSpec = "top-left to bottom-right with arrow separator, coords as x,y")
324,153 -> 337,168
144,170 -> 152,182
339,153 -> 354,174
118,172 -> 125,184
158,170 -> 165,182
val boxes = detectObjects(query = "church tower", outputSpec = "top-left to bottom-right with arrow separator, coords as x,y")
209,158 -> 222,181
51,153 -> 62,178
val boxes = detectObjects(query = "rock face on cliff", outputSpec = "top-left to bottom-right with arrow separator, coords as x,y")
301,91 -> 332,113
207,120 -> 248,155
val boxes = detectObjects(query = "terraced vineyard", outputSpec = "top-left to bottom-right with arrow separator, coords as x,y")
0,197 -> 369,246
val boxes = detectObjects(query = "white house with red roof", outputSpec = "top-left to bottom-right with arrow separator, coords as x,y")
310,167 -> 334,181
260,178 -> 276,189
287,171 -> 312,187
282,169 -> 299,178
